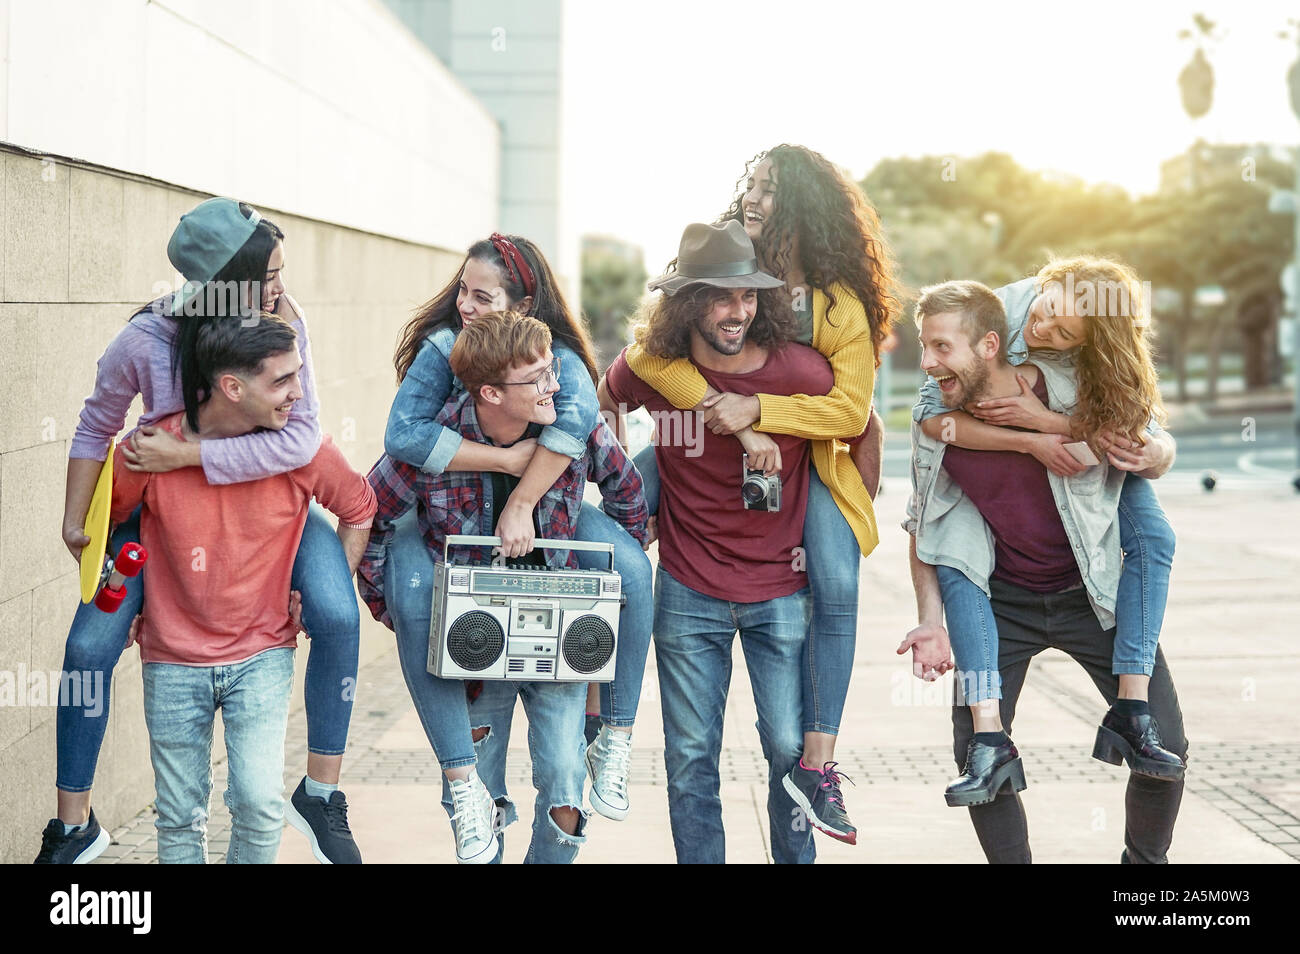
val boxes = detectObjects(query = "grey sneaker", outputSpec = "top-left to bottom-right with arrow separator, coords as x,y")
34,809 -> 111,864
448,769 -> 499,864
585,725 -> 632,821
284,777 -> 363,864
782,760 -> 858,845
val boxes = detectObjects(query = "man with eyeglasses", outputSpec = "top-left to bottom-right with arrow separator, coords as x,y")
357,310 -> 647,863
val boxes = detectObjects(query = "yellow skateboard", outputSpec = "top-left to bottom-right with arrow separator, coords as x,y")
78,442 -> 148,610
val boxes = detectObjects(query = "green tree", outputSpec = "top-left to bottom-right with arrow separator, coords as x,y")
581,245 -> 647,370
1103,157 -> 1293,401
862,152 -> 1135,372
862,149 -> 1293,403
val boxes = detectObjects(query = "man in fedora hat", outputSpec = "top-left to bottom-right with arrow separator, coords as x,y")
599,220 -> 833,863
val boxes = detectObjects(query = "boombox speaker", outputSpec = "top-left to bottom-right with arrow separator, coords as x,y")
428,535 -> 621,682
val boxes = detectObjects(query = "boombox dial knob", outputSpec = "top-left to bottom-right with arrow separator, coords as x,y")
446,611 -> 506,671
563,615 -> 615,674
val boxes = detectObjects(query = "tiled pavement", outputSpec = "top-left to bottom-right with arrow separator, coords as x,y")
95,480 -> 1300,863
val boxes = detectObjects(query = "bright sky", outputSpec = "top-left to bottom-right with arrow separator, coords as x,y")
562,0 -> 1300,273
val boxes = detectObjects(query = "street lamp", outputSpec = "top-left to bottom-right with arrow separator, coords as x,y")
1178,20 -> 1217,191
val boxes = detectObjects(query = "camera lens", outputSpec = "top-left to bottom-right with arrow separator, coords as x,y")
741,475 -> 766,505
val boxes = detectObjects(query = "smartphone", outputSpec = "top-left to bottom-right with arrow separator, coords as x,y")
1063,441 -> 1100,466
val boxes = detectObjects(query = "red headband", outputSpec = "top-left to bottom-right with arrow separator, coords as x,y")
489,233 -> 536,300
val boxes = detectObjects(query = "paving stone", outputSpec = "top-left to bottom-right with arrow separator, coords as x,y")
1259,831 -> 1299,844
95,611 -> 1300,864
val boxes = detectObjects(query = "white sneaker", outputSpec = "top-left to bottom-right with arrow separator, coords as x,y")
448,769 -> 499,864
585,725 -> 633,821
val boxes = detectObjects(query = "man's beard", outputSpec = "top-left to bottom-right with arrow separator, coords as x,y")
941,359 -> 991,409
694,314 -> 748,356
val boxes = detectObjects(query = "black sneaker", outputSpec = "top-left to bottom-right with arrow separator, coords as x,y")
782,760 -> 858,845
584,713 -> 602,748
34,809 -> 111,864
284,777 -> 363,864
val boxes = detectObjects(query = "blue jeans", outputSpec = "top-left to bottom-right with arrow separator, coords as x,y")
142,647 -> 294,864
634,446 -> 859,736
800,468 -> 860,735
653,566 -> 815,864
56,503 -> 359,792
937,564 -> 1003,703
386,513 -> 476,769
440,679 -> 589,864
1113,475 -> 1175,676
575,501 -> 653,728
939,473 -> 1177,693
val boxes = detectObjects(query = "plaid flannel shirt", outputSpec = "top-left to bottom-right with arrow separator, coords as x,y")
358,390 -> 648,629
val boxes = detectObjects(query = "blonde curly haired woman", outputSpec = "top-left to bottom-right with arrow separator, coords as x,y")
915,256 -> 1186,808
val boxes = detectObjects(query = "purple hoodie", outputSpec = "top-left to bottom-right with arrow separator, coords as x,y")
70,293 -> 322,484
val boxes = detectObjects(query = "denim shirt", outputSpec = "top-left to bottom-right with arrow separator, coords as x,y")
913,278 -> 1039,423
384,326 -> 599,475
904,355 -> 1126,628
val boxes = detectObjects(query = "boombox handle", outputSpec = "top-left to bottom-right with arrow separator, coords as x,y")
442,534 -> 616,574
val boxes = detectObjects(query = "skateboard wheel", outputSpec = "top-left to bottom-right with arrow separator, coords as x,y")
114,543 -> 148,576
94,584 -> 127,613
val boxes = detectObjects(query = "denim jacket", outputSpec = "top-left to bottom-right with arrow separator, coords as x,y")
360,392 -> 647,630
384,326 -> 599,475
904,355 -> 1127,628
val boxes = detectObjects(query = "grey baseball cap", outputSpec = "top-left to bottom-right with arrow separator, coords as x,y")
166,198 -> 262,316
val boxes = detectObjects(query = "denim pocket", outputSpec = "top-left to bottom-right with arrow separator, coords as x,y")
1069,466 -> 1105,496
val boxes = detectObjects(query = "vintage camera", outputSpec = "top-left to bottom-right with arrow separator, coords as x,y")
741,453 -> 781,511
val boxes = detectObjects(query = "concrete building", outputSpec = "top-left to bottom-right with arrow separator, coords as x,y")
384,0 -> 575,288
0,0 -> 560,863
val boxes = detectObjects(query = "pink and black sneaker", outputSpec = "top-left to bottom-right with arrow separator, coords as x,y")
782,759 -> 858,845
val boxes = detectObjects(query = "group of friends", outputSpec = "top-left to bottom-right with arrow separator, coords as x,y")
34,142 -> 1187,865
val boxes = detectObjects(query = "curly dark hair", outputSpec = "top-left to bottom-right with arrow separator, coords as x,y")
718,144 -> 899,367
631,284 -> 798,360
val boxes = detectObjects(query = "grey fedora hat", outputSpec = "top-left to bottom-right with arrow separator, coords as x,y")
647,220 -> 784,296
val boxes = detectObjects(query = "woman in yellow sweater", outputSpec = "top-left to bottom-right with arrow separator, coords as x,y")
626,144 -> 898,843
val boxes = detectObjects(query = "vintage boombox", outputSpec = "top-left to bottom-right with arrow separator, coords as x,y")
427,535 -> 622,682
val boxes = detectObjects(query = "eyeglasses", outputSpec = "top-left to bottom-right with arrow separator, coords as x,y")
495,357 -> 561,395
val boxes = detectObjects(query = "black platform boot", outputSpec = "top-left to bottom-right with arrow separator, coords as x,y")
1092,706 -> 1185,781
945,737 -> 1028,807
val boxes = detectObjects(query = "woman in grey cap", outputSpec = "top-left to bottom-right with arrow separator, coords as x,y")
39,198 -> 365,865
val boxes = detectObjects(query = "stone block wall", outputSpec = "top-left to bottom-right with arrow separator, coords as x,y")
0,146 -> 462,862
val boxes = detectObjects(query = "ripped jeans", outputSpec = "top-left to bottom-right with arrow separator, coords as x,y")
440,679 -> 589,864
387,513 -> 589,862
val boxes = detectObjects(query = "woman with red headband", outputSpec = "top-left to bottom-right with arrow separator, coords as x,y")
382,234 -> 654,834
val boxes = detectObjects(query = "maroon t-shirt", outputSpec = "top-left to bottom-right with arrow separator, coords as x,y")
605,344 -> 833,602
940,374 -> 1082,592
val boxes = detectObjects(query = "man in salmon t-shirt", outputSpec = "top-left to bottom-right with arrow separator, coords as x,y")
109,314 -> 376,864
600,221 -> 832,864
